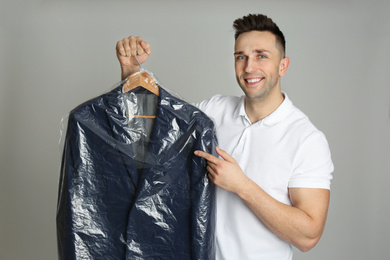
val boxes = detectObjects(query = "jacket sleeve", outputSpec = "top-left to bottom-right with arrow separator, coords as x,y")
190,119 -> 218,260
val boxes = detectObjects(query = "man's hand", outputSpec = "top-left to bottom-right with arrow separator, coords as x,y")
116,36 -> 151,80
196,146 -> 330,252
194,146 -> 250,193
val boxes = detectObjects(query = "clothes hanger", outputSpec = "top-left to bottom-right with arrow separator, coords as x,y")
123,53 -> 159,119
122,54 -> 160,96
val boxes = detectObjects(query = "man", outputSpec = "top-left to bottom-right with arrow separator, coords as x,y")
116,14 -> 333,260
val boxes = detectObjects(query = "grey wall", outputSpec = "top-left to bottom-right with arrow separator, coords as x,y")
1,0 -> 389,259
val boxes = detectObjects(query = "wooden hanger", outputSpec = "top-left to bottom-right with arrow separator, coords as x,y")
123,71 -> 159,119
123,54 -> 159,96
123,55 -> 159,119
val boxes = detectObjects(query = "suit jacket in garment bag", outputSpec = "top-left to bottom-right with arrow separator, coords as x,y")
57,82 -> 217,260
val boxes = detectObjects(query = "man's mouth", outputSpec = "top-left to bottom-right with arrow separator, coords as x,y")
245,77 -> 263,85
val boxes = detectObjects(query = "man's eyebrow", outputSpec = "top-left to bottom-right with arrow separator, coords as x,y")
254,49 -> 271,54
234,49 -> 271,55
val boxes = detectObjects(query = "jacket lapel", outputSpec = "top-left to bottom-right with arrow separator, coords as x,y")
143,87 -> 186,167
104,86 -> 139,188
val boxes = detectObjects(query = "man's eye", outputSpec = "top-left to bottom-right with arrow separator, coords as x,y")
236,56 -> 245,60
258,55 -> 266,59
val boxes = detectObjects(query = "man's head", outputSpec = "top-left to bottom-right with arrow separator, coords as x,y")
233,14 -> 286,58
232,14 -> 290,104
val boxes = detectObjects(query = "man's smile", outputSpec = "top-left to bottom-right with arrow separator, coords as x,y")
244,77 -> 264,86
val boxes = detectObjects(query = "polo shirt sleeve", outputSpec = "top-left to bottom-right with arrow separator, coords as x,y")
192,95 -> 225,114
289,131 -> 334,189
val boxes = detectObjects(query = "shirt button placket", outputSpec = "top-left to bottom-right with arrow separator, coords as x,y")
231,126 -> 250,159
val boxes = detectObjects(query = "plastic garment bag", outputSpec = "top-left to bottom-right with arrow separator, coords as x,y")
57,71 -> 217,259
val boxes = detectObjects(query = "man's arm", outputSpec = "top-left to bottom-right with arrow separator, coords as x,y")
194,146 -> 330,252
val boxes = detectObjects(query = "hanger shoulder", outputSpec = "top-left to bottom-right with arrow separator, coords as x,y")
123,71 -> 159,96
123,72 -> 140,93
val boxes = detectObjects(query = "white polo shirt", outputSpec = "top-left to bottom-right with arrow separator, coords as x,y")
195,93 -> 334,260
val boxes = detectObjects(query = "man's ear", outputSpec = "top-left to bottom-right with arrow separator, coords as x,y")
279,57 -> 290,76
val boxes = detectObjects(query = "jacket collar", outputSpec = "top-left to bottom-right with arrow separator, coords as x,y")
106,82 -> 189,164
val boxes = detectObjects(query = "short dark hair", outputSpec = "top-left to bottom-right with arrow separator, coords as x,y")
233,14 -> 286,57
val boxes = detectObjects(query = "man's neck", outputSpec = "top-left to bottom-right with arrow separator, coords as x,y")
244,91 -> 285,124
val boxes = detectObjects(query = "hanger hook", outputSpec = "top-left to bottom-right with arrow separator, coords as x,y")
134,55 -> 141,67
133,50 -> 150,67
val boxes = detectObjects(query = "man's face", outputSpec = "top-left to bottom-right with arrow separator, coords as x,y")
234,30 -> 288,102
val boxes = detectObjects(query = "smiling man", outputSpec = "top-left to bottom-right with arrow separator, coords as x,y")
233,29 -> 288,123
116,13 -> 334,260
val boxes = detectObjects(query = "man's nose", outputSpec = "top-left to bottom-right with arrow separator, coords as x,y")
244,58 -> 255,73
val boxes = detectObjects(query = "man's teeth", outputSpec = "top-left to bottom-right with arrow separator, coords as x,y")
247,78 -> 261,83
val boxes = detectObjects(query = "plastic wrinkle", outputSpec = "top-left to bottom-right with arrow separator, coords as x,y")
57,76 -> 217,260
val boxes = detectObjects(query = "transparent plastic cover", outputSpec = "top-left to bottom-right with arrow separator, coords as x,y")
57,72 -> 217,259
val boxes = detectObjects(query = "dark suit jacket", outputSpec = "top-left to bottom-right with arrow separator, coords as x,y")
57,83 -> 217,260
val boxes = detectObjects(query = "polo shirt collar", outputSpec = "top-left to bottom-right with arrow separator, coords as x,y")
233,96 -> 246,118
233,92 -> 293,126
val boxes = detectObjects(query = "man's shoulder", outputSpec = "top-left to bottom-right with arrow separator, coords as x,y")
276,94 -> 325,139
195,94 -> 242,112
285,105 -> 320,134
204,94 -> 241,104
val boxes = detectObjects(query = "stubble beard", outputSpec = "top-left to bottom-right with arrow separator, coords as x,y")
239,75 -> 279,103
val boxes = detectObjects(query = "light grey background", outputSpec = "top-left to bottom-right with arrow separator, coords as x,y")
1,0 -> 389,259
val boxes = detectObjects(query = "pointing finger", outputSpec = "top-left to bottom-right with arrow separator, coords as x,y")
194,150 -> 219,165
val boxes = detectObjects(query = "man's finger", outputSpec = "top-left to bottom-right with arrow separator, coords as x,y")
140,41 -> 151,55
129,36 -> 138,56
206,165 -> 215,175
194,150 -> 219,164
116,40 -> 126,57
215,146 -> 235,163
208,171 -> 216,183
136,37 -> 144,55
120,37 -> 132,57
